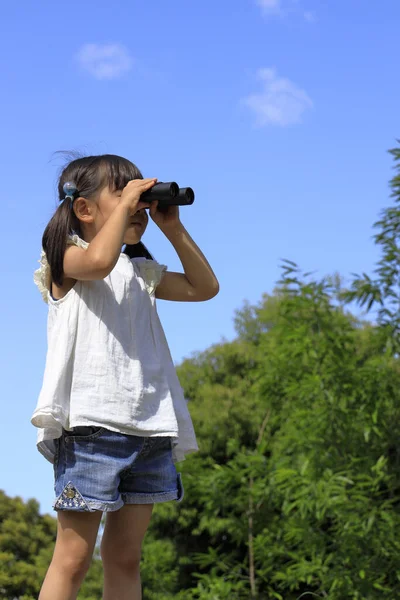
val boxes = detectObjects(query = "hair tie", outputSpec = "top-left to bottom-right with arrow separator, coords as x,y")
63,182 -> 77,204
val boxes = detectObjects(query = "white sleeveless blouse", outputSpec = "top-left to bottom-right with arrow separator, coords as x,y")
31,235 -> 198,464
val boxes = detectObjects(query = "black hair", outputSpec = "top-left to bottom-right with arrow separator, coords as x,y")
42,154 -> 153,287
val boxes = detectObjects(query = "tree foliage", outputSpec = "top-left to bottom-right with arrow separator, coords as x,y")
0,491 -> 103,599
147,273 -> 400,599
142,144 -> 400,599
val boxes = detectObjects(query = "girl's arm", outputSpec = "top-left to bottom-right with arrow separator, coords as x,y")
150,203 -> 219,302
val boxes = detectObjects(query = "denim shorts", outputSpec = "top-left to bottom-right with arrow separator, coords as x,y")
53,426 -> 184,512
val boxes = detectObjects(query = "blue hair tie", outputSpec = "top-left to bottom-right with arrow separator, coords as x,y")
63,182 -> 77,203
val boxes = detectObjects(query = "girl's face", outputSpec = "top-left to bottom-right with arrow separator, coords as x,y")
90,185 -> 149,245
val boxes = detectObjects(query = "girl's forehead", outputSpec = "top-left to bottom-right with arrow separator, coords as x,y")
104,175 -> 135,192
98,184 -> 116,196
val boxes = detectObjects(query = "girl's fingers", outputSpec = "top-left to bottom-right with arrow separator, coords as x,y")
149,200 -> 159,217
122,178 -> 157,215
142,178 -> 157,188
125,178 -> 156,190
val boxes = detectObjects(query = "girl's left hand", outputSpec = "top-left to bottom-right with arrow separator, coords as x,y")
149,201 -> 181,232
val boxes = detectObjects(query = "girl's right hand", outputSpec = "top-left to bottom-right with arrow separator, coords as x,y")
119,178 -> 157,215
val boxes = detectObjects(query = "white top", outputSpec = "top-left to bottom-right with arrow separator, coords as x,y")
31,235 -> 198,464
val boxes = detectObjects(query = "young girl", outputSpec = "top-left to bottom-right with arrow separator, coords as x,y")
31,154 -> 219,600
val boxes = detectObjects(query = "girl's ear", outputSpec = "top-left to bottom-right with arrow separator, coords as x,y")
73,197 -> 95,224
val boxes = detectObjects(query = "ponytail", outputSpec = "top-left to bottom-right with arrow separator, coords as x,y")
42,200 -> 80,287
124,242 -> 153,260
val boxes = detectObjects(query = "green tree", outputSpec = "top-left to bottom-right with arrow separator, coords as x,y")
0,491 -> 103,600
0,491 -> 56,599
143,145 -> 400,599
346,144 -> 400,350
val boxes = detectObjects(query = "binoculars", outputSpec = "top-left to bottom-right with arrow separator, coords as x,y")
141,182 -> 195,207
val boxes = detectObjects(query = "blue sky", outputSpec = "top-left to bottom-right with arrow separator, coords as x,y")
1,0 -> 399,516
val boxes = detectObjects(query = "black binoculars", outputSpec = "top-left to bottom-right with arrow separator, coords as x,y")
141,182 -> 195,207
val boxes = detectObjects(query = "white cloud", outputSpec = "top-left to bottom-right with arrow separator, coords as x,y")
76,44 -> 133,80
243,68 -> 313,127
256,0 -> 317,21
256,0 -> 282,15
304,10 -> 317,22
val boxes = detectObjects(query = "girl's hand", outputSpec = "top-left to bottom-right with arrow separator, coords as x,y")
120,178 -> 157,216
150,201 -> 181,232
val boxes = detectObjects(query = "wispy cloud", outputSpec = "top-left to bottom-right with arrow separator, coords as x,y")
304,10 -> 317,22
243,68 -> 313,127
256,0 -> 317,21
255,0 -> 282,15
76,44 -> 133,80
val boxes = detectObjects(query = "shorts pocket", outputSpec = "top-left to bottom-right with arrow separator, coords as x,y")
64,426 -> 105,442
153,436 -> 173,450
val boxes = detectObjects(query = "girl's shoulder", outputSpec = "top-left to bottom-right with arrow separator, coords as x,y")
33,234 -> 167,301
33,249 -> 51,303
131,257 -> 167,296
67,234 -> 88,250
34,235 -> 88,303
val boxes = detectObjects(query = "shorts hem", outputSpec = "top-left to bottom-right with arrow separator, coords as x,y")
122,490 -> 180,504
53,498 -> 125,513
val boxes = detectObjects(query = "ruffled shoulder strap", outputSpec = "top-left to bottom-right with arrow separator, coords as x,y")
33,250 -> 51,303
33,235 -> 88,303
132,257 -> 167,295
67,234 -> 89,250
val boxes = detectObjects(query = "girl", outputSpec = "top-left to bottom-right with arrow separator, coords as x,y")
31,154 -> 219,600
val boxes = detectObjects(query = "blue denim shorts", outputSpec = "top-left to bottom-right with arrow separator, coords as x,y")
53,427 -> 184,512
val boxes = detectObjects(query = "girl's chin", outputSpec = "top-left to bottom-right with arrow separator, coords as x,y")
124,222 -> 147,246
123,232 -> 142,246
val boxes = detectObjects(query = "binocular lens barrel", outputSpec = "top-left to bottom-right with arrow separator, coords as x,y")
141,182 -> 195,207
141,182 -> 179,201
177,187 -> 195,205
